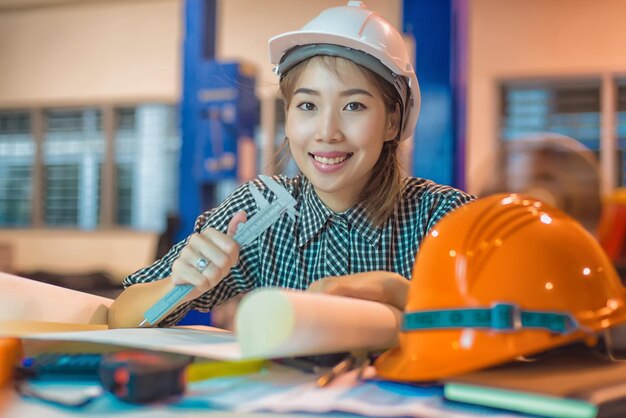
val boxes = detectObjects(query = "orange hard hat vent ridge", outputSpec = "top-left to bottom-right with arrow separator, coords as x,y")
463,203 -> 538,292
375,194 -> 626,382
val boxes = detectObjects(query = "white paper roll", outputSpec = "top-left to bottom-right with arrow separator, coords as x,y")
235,288 -> 401,359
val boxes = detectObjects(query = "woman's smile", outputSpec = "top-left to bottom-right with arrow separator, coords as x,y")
309,152 -> 354,172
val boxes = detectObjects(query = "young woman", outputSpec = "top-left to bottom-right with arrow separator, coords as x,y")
108,1 -> 474,329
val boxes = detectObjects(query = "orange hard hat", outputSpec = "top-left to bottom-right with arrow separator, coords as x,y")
375,193 -> 626,382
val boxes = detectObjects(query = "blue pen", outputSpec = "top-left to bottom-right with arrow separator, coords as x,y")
139,175 -> 297,327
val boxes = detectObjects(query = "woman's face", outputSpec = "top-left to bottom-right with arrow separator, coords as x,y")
285,58 -> 397,212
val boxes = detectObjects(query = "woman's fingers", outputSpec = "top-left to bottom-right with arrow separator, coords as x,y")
171,249 -> 207,287
324,281 -> 385,302
200,228 -> 240,266
172,236 -> 240,289
307,271 -> 409,311
193,234 -> 231,271
170,211 -> 248,295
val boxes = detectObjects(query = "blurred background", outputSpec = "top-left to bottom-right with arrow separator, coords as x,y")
1,0 -> 626,307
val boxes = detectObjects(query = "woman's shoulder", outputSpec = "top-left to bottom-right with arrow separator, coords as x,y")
395,177 -> 476,232
401,177 -> 476,206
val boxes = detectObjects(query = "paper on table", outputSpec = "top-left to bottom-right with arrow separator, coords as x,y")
186,366 -> 525,418
236,288 -> 401,358
23,327 -> 244,360
19,289 -> 401,361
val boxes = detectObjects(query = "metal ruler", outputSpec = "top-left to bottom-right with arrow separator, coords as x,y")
139,175 -> 297,327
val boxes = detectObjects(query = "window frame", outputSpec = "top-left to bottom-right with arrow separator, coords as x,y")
0,103 -> 178,230
498,73 -> 623,197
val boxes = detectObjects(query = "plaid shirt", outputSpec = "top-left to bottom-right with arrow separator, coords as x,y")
123,174 -> 474,326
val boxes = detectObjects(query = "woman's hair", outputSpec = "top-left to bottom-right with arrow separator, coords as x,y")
278,55 -> 405,226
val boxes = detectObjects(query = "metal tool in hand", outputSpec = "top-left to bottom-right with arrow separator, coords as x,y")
139,175 -> 298,327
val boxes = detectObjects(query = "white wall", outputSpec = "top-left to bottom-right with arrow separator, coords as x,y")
467,0 -> 626,195
0,0 -> 182,107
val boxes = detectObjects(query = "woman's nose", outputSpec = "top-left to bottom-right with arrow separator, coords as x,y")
316,109 -> 343,143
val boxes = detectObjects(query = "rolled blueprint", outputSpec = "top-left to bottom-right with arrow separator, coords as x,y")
235,288 -> 401,359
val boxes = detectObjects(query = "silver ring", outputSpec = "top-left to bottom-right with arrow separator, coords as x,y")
195,257 -> 209,272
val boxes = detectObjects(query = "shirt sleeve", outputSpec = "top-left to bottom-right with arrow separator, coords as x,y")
122,181 -> 260,326
425,187 -> 476,232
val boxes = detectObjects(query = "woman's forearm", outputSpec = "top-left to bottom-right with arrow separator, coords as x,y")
107,277 -> 178,328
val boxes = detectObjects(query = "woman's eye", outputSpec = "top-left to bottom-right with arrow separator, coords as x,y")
296,102 -> 316,111
344,102 -> 366,111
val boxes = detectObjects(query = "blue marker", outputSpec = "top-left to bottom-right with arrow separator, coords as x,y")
139,175 -> 298,327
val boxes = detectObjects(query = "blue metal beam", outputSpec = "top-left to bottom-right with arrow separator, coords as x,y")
403,0 -> 467,189
178,0 -> 217,242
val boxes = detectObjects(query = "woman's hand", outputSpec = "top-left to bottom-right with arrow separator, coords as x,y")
171,211 -> 247,301
307,271 -> 409,311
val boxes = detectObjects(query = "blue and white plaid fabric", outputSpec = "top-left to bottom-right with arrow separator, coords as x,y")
123,174 -> 474,326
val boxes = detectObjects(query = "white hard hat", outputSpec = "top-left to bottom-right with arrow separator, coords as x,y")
269,1 -> 420,141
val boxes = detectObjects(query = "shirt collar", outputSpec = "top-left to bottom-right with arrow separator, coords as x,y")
296,176 -> 384,248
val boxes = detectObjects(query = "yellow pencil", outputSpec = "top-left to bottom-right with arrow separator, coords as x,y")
186,358 -> 266,382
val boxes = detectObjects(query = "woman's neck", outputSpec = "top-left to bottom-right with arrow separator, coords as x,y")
313,188 -> 357,213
